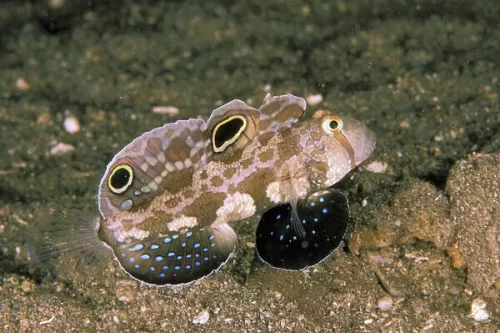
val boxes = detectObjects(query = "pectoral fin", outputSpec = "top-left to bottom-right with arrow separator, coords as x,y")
256,188 -> 349,270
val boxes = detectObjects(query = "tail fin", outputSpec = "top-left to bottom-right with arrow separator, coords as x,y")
28,208 -> 111,284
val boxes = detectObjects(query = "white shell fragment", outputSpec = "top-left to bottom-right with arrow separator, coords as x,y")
192,310 -> 210,324
305,94 -> 323,106
152,106 -> 179,116
468,298 -> 489,322
50,142 -> 75,156
16,77 -> 31,91
365,161 -> 388,173
64,116 -> 80,134
377,296 -> 393,311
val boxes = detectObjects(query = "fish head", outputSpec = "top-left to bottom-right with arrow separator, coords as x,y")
299,109 -> 376,188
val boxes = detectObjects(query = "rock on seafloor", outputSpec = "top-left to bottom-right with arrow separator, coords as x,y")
446,153 -> 500,296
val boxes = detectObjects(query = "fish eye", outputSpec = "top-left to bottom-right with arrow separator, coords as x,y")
108,164 -> 134,194
212,115 -> 247,153
322,115 -> 343,135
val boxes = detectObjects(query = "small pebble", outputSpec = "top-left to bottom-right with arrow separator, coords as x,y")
305,94 -> 323,106
64,116 -> 80,134
193,310 -> 209,324
50,142 -> 75,156
377,295 -> 393,311
152,106 -> 179,116
16,77 -> 30,91
49,0 -> 65,9
468,298 -> 489,322
365,161 -> 388,173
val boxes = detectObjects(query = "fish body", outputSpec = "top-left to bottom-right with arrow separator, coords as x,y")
35,94 -> 375,286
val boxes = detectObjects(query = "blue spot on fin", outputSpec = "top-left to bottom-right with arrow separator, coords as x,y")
255,188 -> 349,270
112,223 -> 237,285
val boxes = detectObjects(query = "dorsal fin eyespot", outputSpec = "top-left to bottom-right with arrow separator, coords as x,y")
212,115 -> 247,153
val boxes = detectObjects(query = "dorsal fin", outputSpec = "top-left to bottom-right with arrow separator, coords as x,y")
98,118 -> 211,218
258,94 -> 307,133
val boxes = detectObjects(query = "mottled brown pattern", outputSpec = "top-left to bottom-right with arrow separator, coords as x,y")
258,149 -> 274,163
223,167 -> 237,179
277,131 -> 301,163
166,137 -> 190,161
163,168 -> 193,194
309,131 -> 322,141
258,131 -> 275,146
210,176 -> 224,187
181,192 -> 227,223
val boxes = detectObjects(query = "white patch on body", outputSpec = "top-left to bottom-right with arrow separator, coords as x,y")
266,181 -> 282,203
114,227 -> 150,243
325,152 -> 350,187
167,215 -> 198,232
214,192 -> 256,225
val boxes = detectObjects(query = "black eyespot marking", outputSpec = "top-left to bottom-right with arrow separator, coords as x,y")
108,164 -> 134,194
212,115 -> 247,153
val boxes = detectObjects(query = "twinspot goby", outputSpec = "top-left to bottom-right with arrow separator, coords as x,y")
32,94 -> 376,286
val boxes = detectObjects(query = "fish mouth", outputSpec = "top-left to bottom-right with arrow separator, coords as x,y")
340,117 -> 376,166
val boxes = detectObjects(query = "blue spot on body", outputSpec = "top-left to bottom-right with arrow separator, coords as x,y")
209,235 -> 215,240
276,214 -> 281,220
163,265 -> 169,270
176,256 -> 182,260
149,266 -> 156,272
174,266 -> 181,271
129,244 -> 144,252
311,202 -> 316,207
320,197 -> 325,203
181,242 -> 186,247
322,208 -> 328,214
160,273 -> 166,278
195,261 -> 201,266
203,257 -> 209,261
270,231 -> 274,235
150,244 -> 159,250
211,243 -> 216,247
279,235 -> 284,241
172,234 -> 179,239
134,264 -> 140,269
314,218 -> 319,223
155,256 -> 164,262
203,248 -> 208,252
140,254 -> 150,260
164,237 -> 171,244
129,257 -> 135,263
213,255 -> 217,259
293,236 -> 297,240
195,253 -> 200,258
286,224 -> 290,229
186,254 -> 192,259
194,243 -> 200,248
185,265 -> 191,270
302,219 -> 307,224
120,253 -> 126,258
312,230 -> 316,234
186,231 -> 193,238
167,252 -> 175,257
